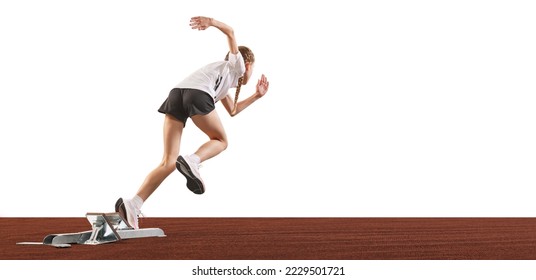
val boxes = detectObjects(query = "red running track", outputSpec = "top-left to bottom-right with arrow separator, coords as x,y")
1,217 -> 535,260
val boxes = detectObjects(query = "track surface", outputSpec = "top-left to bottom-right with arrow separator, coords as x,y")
1,218 -> 535,259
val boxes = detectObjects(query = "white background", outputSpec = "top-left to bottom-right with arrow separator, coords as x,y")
1,0 -> 535,218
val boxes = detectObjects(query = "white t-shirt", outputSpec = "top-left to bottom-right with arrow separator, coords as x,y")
175,52 -> 246,102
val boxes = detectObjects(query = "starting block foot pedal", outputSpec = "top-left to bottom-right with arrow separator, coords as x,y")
17,212 -> 165,248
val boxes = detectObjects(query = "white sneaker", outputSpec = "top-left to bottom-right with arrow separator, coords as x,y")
115,197 -> 141,229
176,155 -> 205,194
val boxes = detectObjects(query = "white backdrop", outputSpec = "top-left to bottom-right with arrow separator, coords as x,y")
1,0 -> 535,217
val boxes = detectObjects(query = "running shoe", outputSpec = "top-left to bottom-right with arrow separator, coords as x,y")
176,155 -> 205,194
115,197 -> 141,229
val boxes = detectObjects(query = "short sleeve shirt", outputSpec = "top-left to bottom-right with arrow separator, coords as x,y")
175,52 -> 246,102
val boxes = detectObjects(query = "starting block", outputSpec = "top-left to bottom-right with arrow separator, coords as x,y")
17,212 -> 165,248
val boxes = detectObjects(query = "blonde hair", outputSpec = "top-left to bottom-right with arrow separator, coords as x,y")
225,46 -> 255,114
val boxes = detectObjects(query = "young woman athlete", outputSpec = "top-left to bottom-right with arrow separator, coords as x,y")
115,16 -> 269,229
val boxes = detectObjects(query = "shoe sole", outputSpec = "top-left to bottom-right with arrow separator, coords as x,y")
176,156 -> 205,195
115,198 -> 134,229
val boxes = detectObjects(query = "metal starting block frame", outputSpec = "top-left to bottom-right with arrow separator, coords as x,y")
17,212 -> 165,248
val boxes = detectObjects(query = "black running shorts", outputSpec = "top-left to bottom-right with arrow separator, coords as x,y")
158,88 -> 215,126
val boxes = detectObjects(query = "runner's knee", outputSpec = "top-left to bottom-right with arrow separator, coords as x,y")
215,137 -> 228,151
160,159 -> 177,173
